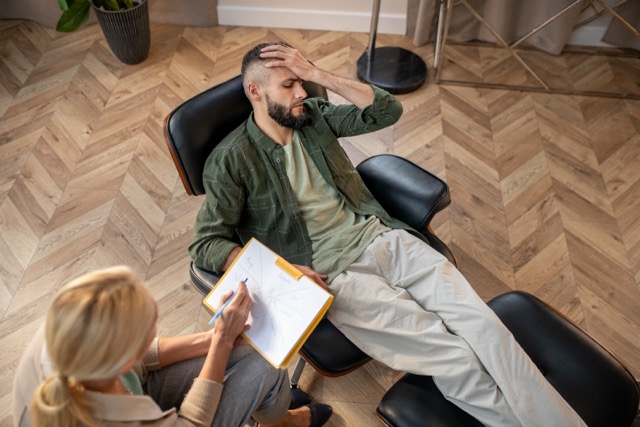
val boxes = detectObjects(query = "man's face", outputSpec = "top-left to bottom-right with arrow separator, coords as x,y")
262,68 -> 310,129
266,93 -> 310,129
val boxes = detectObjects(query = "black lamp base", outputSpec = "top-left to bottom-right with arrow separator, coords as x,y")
357,46 -> 427,94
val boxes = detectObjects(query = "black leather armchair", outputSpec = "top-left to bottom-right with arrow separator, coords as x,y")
164,76 -> 639,425
164,75 -> 454,384
377,291 -> 640,427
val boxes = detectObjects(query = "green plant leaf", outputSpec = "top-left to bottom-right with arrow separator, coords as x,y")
59,0 -> 86,12
55,0 -> 91,32
104,0 -> 121,10
122,0 -> 134,9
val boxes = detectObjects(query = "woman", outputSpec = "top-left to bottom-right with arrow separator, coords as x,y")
12,266 -> 332,427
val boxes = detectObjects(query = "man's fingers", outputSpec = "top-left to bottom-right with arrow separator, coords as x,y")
259,46 -> 290,61
260,46 -> 307,66
260,44 -> 292,54
292,263 -> 330,290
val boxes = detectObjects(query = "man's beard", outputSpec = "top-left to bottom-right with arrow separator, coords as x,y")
266,95 -> 310,130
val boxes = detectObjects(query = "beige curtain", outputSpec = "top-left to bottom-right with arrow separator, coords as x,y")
1,0 -> 219,28
602,1 -> 640,51
413,0 -> 639,54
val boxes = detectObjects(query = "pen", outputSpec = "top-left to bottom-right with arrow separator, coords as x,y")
208,278 -> 247,326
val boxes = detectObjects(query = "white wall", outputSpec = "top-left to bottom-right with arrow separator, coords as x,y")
217,0 -> 408,35
568,0 -> 615,47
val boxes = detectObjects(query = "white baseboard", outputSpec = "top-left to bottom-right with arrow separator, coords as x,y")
217,5 -> 406,35
568,23 -> 615,47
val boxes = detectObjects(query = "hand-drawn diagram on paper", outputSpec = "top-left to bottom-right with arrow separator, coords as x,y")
204,239 -> 332,367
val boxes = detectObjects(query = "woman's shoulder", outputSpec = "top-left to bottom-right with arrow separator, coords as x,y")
13,326 -> 47,427
87,391 -> 174,425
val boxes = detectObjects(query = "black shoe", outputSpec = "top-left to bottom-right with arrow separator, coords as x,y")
289,387 -> 312,409
306,403 -> 332,427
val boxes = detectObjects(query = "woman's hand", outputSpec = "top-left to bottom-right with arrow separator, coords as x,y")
200,281 -> 252,383
212,281 -> 252,347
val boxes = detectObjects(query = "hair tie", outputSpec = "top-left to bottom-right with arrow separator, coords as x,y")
67,376 -> 85,394
53,372 -> 68,383
51,372 -> 84,394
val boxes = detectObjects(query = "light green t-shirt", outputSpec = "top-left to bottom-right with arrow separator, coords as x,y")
119,370 -> 144,396
283,132 -> 389,281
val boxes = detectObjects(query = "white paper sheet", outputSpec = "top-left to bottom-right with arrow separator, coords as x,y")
204,238 -> 333,367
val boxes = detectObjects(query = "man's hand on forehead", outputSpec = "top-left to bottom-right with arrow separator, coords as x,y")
257,42 -> 373,108
260,44 -> 318,82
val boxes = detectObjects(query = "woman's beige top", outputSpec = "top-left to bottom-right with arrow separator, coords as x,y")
13,326 -> 223,427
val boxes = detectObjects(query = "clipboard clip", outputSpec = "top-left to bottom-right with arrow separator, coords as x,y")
275,257 -> 303,280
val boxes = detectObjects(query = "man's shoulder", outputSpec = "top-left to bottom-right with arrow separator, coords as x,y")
217,120 -> 252,151
202,119 -> 259,178
206,120 -> 252,163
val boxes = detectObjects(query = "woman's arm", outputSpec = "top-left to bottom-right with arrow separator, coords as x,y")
155,280 -> 251,369
146,283 -> 251,427
198,281 -> 252,383
157,332 -> 211,368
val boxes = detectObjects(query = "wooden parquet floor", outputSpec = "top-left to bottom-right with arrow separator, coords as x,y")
1,20 -> 639,426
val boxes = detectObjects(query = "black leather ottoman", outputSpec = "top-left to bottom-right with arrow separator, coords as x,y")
376,291 -> 639,427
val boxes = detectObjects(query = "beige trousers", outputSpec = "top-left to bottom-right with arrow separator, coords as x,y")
327,229 -> 586,427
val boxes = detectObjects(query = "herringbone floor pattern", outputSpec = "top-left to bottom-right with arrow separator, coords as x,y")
1,20 -> 639,426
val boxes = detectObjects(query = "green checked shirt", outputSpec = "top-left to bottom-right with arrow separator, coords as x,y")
189,85 -> 428,278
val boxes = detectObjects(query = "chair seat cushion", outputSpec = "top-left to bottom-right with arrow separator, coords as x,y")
376,291 -> 640,427
299,318 -> 370,376
376,374 -> 483,427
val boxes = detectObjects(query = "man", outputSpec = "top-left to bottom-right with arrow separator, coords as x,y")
190,42 -> 586,427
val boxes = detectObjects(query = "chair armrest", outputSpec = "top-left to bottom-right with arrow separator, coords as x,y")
190,262 -> 221,296
356,155 -> 450,231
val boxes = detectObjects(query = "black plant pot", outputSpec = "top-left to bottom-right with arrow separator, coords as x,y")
92,0 -> 150,65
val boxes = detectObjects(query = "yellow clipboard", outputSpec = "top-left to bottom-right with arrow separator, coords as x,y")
203,238 -> 333,368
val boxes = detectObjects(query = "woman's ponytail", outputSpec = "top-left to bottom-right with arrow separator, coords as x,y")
31,372 -> 98,427
28,266 -> 156,427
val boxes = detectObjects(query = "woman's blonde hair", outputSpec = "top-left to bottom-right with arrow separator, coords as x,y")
30,266 -> 157,427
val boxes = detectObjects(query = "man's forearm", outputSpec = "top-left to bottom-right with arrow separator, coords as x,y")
222,246 -> 242,271
189,221 -> 242,273
309,68 -> 374,109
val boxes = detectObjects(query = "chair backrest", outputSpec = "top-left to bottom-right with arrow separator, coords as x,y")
164,75 -> 328,196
